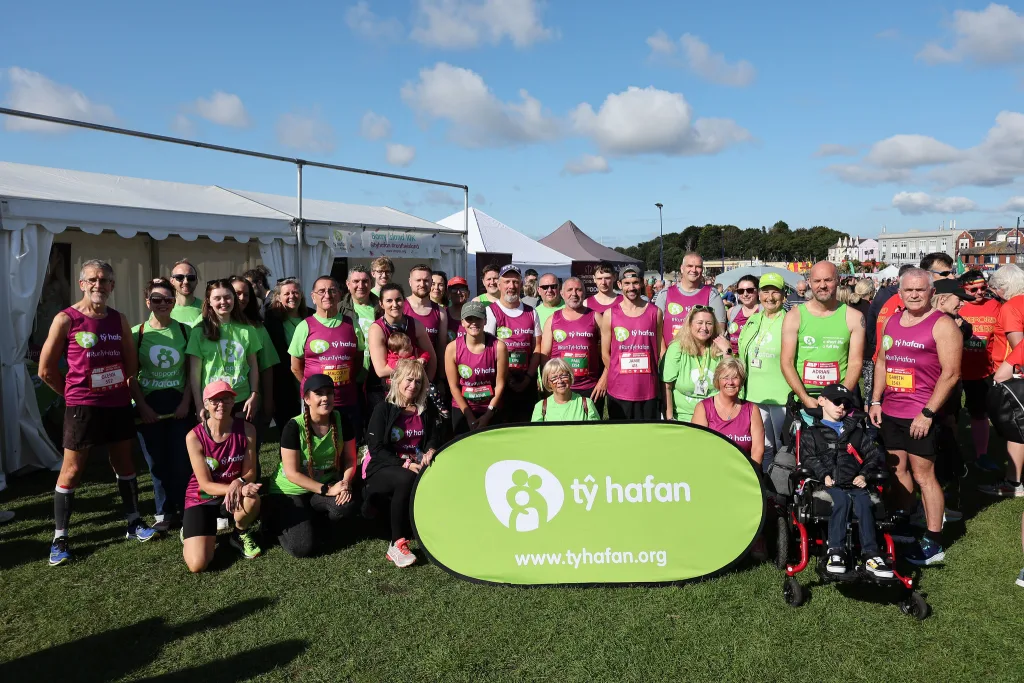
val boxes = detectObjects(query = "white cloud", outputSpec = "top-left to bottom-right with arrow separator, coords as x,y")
646,32 -> 756,87
401,62 -> 559,147
386,142 -> 416,166
825,164 -> 911,186
275,110 -> 336,154
360,111 -> 392,140
865,134 -> 963,168
171,113 -> 196,138
425,188 -> 462,206
891,191 -> 978,215
1,67 -> 116,133
411,0 -> 556,49
814,143 -> 859,158
570,86 -> 750,156
192,91 -> 250,128
346,1 -> 403,41
563,154 -> 610,175
918,3 -> 1024,65
472,192 -> 486,205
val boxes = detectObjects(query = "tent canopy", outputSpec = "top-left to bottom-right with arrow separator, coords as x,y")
715,265 -> 805,288
539,220 -> 642,265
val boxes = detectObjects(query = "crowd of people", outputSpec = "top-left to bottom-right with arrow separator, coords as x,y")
20,250 -> 1024,586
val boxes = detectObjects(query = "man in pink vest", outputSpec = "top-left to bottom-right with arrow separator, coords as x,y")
869,268 -> 962,567
484,265 -> 542,423
654,252 -> 726,349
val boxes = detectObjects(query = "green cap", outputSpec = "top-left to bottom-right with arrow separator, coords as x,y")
759,272 -> 786,290
461,301 -> 488,320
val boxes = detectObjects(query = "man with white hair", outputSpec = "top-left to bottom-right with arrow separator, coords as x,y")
870,268 -> 962,565
781,261 -> 865,408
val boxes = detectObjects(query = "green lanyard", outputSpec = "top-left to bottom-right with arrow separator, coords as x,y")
751,312 -> 782,361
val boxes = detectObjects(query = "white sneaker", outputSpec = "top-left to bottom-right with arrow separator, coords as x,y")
978,481 -> 1024,498
216,516 -> 231,533
386,538 -> 417,568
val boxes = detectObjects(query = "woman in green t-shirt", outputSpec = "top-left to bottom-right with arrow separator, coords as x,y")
265,277 -> 310,432
532,359 -> 600,422
231,276 -> 280,421
129,277 -> 193,533
661,306 -> 730,422
265,373 -> 358,558
186,279 -> 262,422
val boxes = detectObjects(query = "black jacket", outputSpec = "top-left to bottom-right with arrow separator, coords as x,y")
365,399 -> 441,478
800,409 -> 885,487
340,291 -> 379,322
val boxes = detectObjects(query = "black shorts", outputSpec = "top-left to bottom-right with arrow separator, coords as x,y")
607,396 -> 659,421
963,377 -> 993,419
62,404 -> 136,452
182,501 -> 229,540
879,414 -> 938,458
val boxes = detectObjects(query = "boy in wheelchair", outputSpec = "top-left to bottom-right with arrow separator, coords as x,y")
800,384 -> 893,579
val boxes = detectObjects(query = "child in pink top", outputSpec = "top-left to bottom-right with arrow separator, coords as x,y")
386,331 -> 430,370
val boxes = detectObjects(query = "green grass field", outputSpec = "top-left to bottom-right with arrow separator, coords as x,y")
1,431 -> 1023,683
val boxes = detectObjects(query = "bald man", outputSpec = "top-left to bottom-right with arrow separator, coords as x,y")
781,261 -> 865,408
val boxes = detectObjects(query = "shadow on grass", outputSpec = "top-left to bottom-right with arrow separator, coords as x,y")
2,597 -> 305,683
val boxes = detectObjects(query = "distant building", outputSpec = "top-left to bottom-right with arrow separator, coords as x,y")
961,241 -> 1024,269
827,236 -> 878,265
878,227 -> 957,267
954,227 -> 1022,255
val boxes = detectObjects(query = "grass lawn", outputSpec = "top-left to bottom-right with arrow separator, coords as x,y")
1,429 -> 1023,683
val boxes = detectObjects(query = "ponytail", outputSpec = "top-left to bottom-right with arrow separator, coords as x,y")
302,403 -> 315,478
331,410 -> 342,474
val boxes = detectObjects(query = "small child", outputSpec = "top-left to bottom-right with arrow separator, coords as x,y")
386,332 -> 429,370
800,383 -> 893,579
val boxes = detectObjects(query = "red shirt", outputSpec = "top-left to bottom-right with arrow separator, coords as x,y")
988,295 -> 1024,369
872,293 -> 903,362
1004,339 -> 1024,371
959,298 -> 1001,379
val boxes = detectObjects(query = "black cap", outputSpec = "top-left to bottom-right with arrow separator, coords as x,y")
933,279 -> 971,300
820,383 -> 854,408
303,373 -> 335,394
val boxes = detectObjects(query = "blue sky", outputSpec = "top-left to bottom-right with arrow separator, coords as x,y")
2,0 -> 1024,246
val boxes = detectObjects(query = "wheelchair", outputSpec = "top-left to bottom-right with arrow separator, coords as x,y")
766,394 -> 931,620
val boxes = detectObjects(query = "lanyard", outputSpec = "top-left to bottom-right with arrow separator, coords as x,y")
751,312 -> 781,360
694,346 -> 712,378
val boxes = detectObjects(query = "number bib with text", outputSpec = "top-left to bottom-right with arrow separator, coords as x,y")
323,364 -> 351,386
562,352 -> 589,378
802,361 -> 839,386
619,352 -> 651,374
90,364 -> 126,392
885,369 -> 915,393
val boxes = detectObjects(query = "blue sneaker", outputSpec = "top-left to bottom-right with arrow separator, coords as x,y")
49,536 -> 71,566
975,456 -> 1002,473
126,518 -> 158,542
906,537 -> 945,566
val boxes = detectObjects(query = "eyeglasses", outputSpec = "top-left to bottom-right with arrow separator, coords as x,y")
148,296 -> 174,305
550,374 -> 572,384
171,274 -> 197,283
929,270 -> 953,277
205,396 -> 234,405
313,288 -> 341,297
538,284 -> 558,291
83,277 -> 113,286
964,285 -> 986,293
736,287 -> 757,294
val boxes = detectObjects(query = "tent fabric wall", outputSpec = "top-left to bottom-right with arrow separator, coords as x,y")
0,224 -> 62,489
55,229 -> 153,322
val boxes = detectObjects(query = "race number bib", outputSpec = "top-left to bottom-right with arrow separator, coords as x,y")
323,364 -> 351,386
885,369 -> 915,393
670,324 -> 683,339
965,337 -> 987,351
463,385 -> 494,403
802,361 -> 840,386
508,351 -> 527,370
619,352 -> 650,374
562,351 -> 589,378
90,364 -> 126,392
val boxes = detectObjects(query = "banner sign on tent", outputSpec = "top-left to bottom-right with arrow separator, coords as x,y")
332,229 -> 439,259
413,422 -> 764,585
571,261 -> 601,298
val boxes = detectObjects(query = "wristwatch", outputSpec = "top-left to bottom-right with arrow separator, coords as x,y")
320,483 -> 330,496
921,407 -> 935,418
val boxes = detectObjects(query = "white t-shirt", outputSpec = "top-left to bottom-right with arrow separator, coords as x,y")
484,302 -> 542,337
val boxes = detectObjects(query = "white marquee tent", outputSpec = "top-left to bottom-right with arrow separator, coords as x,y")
0,161 -> 465,488
437,208 -> 571,293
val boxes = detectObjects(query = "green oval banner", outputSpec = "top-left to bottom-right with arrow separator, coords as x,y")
412,422 -> 765,585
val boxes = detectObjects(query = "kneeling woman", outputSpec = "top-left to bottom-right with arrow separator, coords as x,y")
365,360 -> 441,568
266,374 -> 359,558
182,381 -> 262,572
691,357 -> 765,465
532,359 -> 601,422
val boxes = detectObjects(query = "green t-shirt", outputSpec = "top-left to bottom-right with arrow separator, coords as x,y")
131,319 -> 189,395
185,321 -> 262,400
661,342 -> 721,422
288,313 -> 363,358
737,311 -> 789,405
477,293 -> 493,304
350,302 -> 377,372
255,325 -> 280,371
536,302 -> 566,331
170,299 -> 203,327
795,303 -> 851,389
531,394 -> 601,422
269,411 -> 347,496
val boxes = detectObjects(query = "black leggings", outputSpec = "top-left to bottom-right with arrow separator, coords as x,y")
607,396 -> 659,420
266,492 -> 359,558
362,466 -> 416,542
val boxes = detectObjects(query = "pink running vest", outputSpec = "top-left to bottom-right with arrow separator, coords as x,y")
728,307 -> 754,354
63,306 -> 130,407
584,294 -> 622,315
663,285 -> 712,347
881,309 -> 943,419
608,303 -> 659,402
403,300 -> 442,348
184,418 -> 248,508
700,397 -> 754,454
549,308 -> 602,391
303,314 -> 359,407
489,303 -> 537,376
453,333 -> 498,415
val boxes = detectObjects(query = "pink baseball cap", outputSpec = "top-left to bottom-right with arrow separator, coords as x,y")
202,380 -> 236,401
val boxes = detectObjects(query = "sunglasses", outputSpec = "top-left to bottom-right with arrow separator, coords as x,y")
171,274 -> 197,283
929,270 -> 953,277
736,287 -> 757,294
538,284 -> 558,291
691,305 -> 714,314
148,296 -> 174,305
276,276 -> 298,284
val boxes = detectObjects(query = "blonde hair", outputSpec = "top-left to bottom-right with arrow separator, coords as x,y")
385,359 -> 429,410
854,278 -> 875,302
541,358 -> 574,393
713,356 -> 746,390
837,285 -> 855,305
674,306 -> 725,358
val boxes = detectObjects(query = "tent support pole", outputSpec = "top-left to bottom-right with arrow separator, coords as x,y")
463,188 -> 469,277
296,162 -> 304,287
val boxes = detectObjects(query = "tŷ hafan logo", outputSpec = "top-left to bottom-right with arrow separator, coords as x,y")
485,460 -> 564,532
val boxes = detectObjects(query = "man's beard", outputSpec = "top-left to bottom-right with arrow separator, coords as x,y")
503,293 -> 520,305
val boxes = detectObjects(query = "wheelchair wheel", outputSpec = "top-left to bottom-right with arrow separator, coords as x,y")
782,576 -> 806,607
774,514 -> 790,571
899,591 -> 931,621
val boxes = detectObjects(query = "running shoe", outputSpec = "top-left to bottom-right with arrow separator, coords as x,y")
0,510 -> 14,524
1016,569 -> 1024,588
216,516 -> 231,533
386,538 -> 417,568
906,537 -> 945,566
126,518 -> 158,542
825,549 -> 847,574
977,481 -> 1024,498
152,517 -> 172,534
229,530 -> 262,559
974,455 -> 1002,473
864,555 -> 894,579
49,537 -> 71,566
